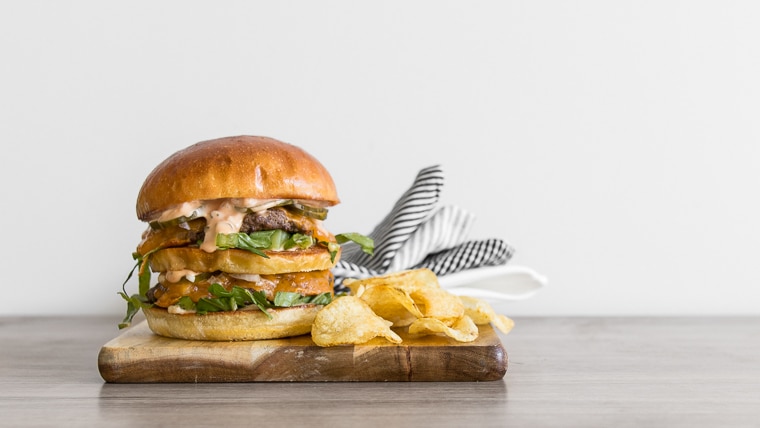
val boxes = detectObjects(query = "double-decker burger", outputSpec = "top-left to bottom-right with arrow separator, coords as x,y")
119,136 -> 372,340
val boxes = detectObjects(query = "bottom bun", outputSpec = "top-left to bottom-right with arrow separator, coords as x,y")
144,305 -> 321,341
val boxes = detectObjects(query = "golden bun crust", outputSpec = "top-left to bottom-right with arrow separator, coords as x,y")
144,305 -> 321,341
137,136 -> 339,221
149,246 -> 340,275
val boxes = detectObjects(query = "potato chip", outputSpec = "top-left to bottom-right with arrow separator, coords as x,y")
346,269 -> 464,323
458,296 -> 493,325
459,296 -> 515,334
409,287 -> 464,323
336,269 -> 517,344
345,269 -> 439,294
490,314 -> 515,335
311,296 -> 402,347
408,315 -> 479,342
342,278 -> 362,296
359,285 -> 422,327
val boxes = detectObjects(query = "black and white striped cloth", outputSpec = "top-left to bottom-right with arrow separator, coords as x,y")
333,165 -> 515,293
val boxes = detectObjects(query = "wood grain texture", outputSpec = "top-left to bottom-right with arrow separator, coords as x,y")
2,316 -> 760,427
98,321 -> 507,382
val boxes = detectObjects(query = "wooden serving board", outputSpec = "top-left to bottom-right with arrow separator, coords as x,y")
98,321 -> 507,382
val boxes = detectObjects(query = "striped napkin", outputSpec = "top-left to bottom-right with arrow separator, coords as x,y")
333,165 -> 515,293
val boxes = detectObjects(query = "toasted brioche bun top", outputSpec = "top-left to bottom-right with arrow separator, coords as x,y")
136,136 -> 339,221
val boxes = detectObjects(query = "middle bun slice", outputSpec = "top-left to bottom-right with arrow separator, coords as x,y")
149,246 -> 340,275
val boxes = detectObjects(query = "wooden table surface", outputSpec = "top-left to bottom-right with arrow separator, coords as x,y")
1,316 -> 758,427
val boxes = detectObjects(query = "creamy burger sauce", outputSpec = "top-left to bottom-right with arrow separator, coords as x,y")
200,200 -> 247,252
163,269 -> 199,283
153,198 -> 290,253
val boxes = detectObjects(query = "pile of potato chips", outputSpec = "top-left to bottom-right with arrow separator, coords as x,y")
311,268 -> 514,347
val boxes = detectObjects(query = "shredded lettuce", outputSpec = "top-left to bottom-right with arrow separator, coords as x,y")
335,232 -> 375,256
177,296 -> 195,311
180,285 -> 333,319
215,233 -> 269,257
118,249 -> 159,329
215,230 -> 319,255
117,292 -> 148,329
216,229 -> 375,263
274,291 -> 332,307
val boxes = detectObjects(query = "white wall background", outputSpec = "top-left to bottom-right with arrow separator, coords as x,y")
1,1 -> 758,317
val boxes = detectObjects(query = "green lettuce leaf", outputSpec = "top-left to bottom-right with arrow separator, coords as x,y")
285,233 -> 314,250
118,292 -> 149,329
215,233 -> 269,257
320,233 -> 375,262
119,248 -> 160,329
177,296 -> 195,311
335,233 -> 375,256
273,291 -> 332,307
188,285 -> 333,319
216,230 -> 318,255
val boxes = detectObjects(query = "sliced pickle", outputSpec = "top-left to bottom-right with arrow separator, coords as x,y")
192,272 -> 213,282
239,199 -> 294,213
289,202 -> 329,220
237,199 -> 328,220
149,211 -> 199,230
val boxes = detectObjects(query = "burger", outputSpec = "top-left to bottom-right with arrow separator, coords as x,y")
118,135 -> 372,340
